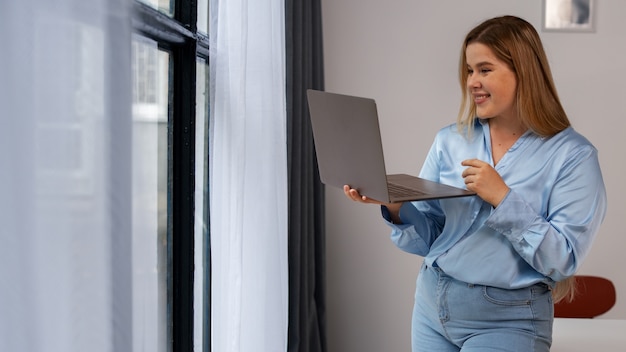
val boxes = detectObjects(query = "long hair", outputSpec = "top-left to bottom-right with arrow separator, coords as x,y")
457,16 -> 570,137
457,16 -> 575,301
553,276 -> 578,304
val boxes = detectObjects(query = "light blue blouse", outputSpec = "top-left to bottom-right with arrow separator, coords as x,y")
383,120 -> 607,289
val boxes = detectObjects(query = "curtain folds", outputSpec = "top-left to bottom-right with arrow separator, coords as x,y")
209,0 -> 289,351
285,0 -> 327,351
0,1 -> 133,351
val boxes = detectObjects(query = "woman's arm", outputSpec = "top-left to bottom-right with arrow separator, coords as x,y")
485,146 -> 607,281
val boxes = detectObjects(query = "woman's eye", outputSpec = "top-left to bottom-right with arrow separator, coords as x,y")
480,69 -> 491,74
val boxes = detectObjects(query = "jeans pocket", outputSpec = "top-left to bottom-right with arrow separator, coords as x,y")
482,285 -> 533,306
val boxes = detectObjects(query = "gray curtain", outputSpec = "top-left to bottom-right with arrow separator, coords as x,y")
285,0 -> 326,351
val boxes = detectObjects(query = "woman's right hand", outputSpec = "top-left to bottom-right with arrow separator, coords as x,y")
343,185 -> 403,224
343,185 -> 386,205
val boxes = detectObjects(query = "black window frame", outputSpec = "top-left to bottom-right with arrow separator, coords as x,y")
132,1 -> 210,351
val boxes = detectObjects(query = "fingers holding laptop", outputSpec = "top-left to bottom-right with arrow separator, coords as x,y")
343,185 -> 403,223
343,185 -> 400,207
343,185 -> 384,204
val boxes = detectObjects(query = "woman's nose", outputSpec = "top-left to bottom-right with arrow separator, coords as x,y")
467,74 -> 480,89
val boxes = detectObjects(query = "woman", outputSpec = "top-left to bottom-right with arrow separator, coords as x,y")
344,16 -> 606,351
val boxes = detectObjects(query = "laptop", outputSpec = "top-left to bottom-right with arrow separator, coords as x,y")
306,89 -> 476,203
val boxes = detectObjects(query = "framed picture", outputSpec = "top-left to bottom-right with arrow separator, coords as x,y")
543,0 -> 595,32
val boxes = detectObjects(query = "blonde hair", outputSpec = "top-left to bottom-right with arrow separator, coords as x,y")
457,16 -> 576,300
457,16 -> 570,137
552,276 -> 578,304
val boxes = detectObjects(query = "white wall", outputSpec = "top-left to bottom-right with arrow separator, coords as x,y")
321,1 -> 626,351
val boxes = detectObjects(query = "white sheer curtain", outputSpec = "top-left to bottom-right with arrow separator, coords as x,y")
0,1 -> 133,351
209,0 -> 288,350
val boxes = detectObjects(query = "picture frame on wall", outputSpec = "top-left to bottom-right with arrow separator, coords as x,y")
543,0 -> 595,32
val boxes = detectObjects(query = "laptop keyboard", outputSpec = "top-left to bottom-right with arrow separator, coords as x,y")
387,182 -> 427,197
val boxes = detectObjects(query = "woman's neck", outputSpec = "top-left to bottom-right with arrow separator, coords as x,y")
488,118 -> 527,165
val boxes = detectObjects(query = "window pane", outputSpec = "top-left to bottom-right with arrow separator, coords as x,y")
138,0 -> 175,17
194,59 -> 210,352
197,0 -> 209,34
131,36 -> 172,352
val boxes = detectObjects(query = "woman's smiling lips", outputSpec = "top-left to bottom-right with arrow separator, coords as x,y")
473,93 -> 490,104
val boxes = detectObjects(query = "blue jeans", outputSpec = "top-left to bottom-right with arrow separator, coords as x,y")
412,264 -> 553,351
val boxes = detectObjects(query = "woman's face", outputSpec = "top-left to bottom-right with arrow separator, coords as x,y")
465,42 -> 518,121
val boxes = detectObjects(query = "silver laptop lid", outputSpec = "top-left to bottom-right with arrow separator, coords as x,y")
307,89 -> 392,201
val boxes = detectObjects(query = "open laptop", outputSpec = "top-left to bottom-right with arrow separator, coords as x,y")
306,89 -> 476,203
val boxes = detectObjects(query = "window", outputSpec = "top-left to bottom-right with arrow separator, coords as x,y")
131,1 -> 210,351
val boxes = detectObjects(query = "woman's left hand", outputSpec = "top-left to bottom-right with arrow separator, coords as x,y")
461,159 -> 510,207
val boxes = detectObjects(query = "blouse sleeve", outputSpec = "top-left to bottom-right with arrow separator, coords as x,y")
381,133 -> 447,256
484,145 -> 607,281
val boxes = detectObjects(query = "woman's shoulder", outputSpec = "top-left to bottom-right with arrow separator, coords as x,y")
540,127 -> 599,165
435,120 -> 484,142
435,123 -> 459,135
549,127 -> 597,150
